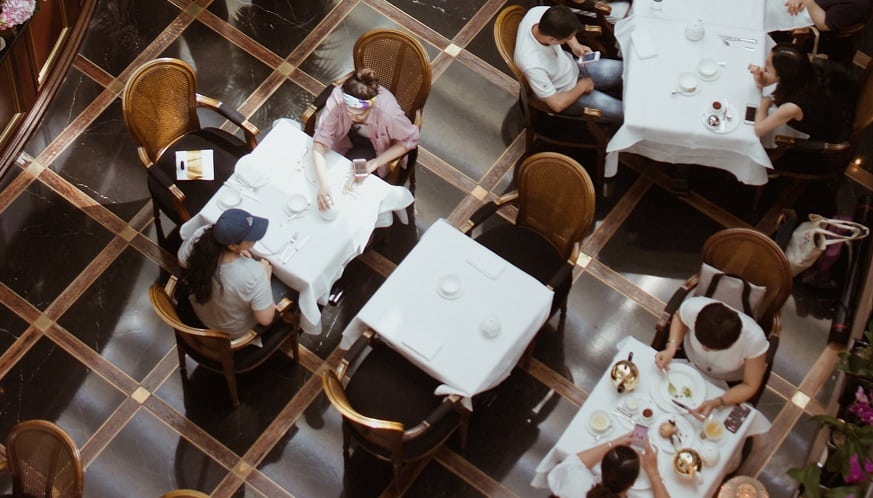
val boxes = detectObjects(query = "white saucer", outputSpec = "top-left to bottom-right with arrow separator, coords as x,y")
698,70 -> 720,81
284,194 -> 309,215
437,275 -> 463,300
701,105 -> 741,134
218,190 -> 242,209
676,72 -> 700,95
587,410 -> 614,436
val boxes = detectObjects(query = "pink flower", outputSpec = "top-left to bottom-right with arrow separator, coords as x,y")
847,454 -> 866,484
0,0 -> 37,31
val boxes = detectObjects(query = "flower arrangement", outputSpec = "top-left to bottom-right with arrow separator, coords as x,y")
0,0 -> 37,31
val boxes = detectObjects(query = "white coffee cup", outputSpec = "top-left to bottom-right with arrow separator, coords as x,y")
702,418 -> 725,441
698,59 -> 718,78
710,99 -> 727,116
590,411 -> 612,432
678,73 -> 698,93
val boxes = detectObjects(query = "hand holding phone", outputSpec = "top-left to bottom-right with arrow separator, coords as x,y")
352,158 -> 369,181
631,424 -> 649,448
578,51 -> 601,65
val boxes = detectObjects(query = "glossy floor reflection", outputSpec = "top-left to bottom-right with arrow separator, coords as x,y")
1,0 -> 872,497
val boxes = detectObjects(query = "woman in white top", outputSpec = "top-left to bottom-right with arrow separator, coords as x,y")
548,433 -> 670,498
655,297 -> 769,418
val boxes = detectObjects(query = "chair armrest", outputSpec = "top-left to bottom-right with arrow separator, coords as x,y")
196,94 -> 259,148
275,297 -> 299,326
145,157 -> 188,217
461,192 -> 520,234
230,330 -> 259,349
403,395 -> 464,440
338,329 -> 376,379
547,261 -> 575,291
774,135 -> 850,152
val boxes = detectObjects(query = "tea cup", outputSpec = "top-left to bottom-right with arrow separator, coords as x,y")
710,99 -> 727,116
698,58 -> 719,78
678,73 -> 698,93
700,417 -> 724,441
590,410 -> 612,433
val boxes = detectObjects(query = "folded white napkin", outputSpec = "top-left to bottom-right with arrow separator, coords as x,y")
631,29 -> 658,59
402,332 -> 442,360
466,254 -> 506,280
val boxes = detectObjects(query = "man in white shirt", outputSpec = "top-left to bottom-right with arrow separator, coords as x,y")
514,5 -> 623,123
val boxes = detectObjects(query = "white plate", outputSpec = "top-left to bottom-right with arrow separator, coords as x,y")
650,414 -> 696,454
650,363 -> 706,413
698,70 -> 720,81
701,105 -> 741,134
284,194 -> 309,215
437,275 -> 463,300
587,410 -> 614,436
218,190 -> 242,209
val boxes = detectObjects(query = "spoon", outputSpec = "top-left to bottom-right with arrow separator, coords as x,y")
722,39 -> 754,51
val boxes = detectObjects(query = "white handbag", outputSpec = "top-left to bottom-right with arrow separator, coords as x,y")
785,214 -> 870,276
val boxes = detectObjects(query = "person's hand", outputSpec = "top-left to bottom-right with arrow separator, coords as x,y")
570,42 -> 593,58
693,398 -> 721,418
785,0 -> 805,15
259,258 -> 272,278
576,77 -> 595,94
748,64 -> 767,88
639,439 -> 660,475
317,183 -> 333,211
654,350 -> 674,370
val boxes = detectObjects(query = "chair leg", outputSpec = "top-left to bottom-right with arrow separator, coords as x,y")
393,462 -> 404,495
153,202 -> 166,247
221,360 -> 240,407
341,425 -> 351,459
176,342 -> 188,378
560,295 -> 568,319
409,164 -> 416,196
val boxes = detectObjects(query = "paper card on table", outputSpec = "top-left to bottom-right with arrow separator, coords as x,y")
466,254 -> 506,280
631,29 -> 657,59
402,332 -> 442,360
175,150 -> 215,180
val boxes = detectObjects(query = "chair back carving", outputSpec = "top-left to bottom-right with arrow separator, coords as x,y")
123,58 -> 201,165
149,283 -> 234,365
517,152 -> 596,259
701,228 -> 792,334
353,29 -> 432,125
6,420 -> 83,498
323,370 -> 405,459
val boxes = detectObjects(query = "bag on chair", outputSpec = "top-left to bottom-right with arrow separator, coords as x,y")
784,214 -> 870,276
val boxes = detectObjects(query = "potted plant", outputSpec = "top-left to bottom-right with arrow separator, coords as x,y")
0,0 -> 37,31
839,321 -> 873,386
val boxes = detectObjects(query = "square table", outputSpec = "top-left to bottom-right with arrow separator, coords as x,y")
532,337 -> 770,498
179,118 -> 414,334
606,0 -> 773,185
340,219 -> 554,404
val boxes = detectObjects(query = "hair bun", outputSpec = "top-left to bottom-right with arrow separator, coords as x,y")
357,68 -> 379,86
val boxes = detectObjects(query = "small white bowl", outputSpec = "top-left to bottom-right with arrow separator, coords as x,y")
678,73 -> 698,93
589,410 -> 612,433
623,396 -> 641,414
218,189 -> 241,209
285,194 -> 309,215
698,59 -> 719,78
437,275 -> 462,299
480,316 -> 502,338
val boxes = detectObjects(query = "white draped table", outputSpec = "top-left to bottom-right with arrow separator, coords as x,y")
179,118 -> 414,334
341,219 -> 553,406
532,337 -> 771,498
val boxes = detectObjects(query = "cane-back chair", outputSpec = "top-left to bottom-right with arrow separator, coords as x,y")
149,276 -> 298,408
122,58 -> 258,248
161,490 -> 210,498
494,6 -> 613,191
4,420 -> 83,498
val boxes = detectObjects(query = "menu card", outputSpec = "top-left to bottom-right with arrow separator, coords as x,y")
175,149 -> 215,180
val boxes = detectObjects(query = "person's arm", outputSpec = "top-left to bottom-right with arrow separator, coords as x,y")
312,141 -> 333,211
540,78 -> 596,113
367,143 -> 410,174
693,353 -> 766,417
639,439 -> 671,498
251,259 -> 275,326
655,313 -> 689,369
753,98 -> 803,137
566,37 -> 592,59
800,0 -> 829,30
575,433 -> 634,467
748,64 -> 777,89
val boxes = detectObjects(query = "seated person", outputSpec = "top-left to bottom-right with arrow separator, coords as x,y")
311,68 -> 420,211
785,0 -> 873,32
177,208 -> 275,338
548,433 -> 670,497
747,43 -> 852,173
514,5 -> 624,123
655,297 -> 768,417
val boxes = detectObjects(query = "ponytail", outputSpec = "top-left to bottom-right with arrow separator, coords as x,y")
186,226 -> 224,304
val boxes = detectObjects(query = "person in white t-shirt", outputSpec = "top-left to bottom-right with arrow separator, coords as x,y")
514,5 -> 623,123
655,297 -> 769,417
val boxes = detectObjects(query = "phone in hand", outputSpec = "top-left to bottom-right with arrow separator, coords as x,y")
744,104 -> 757,124
352,158 -> 368,180
724,404 -> 751,433
631,423 -> 649,448
578,51 -> 601,65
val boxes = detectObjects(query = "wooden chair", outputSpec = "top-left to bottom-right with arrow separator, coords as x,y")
790,6 -> 873,62
148,276 -> 298,408
652,228 -> 793,405
160,490 -> 210,498
122,58 -> 259,248
301,29 -> 431,194
2,420 -> 83,498
323,331 -> 468,494
494,6 -> 615,192
462,152 -> 596,320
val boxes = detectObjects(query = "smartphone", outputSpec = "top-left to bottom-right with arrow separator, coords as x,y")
578,51 -> 601,64
631,423 -> 649,448
744,104 -> 757,124
724,404 -> 751,433
352,158 -> 368,180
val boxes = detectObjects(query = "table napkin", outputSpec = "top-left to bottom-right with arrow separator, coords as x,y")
402,332 -> 442,360
631,29 -> 657,59
466,254 -> 506,280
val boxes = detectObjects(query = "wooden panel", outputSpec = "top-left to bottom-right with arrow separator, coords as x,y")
28,0 -> 66,73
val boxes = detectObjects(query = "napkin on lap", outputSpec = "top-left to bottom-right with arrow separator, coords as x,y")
631,29 -> 657,59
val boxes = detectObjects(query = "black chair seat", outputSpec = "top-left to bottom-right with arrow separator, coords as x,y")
476,224 -> 571,314
149,128 -> 248,224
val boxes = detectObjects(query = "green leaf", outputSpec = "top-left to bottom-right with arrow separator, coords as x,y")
788,463 -> 823,498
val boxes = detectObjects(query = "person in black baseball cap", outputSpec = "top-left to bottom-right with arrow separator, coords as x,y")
177,209 -> 275,338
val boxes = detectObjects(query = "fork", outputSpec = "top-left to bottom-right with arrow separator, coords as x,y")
722,39 -> 754,51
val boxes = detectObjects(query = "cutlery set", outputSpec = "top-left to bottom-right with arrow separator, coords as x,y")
225,178 -> 261,201
280,233 -> 310,264
718,34 -> 756,51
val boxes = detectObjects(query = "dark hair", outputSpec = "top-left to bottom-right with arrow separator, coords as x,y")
342,68 -> 379,100
771,43 -> 816,106
539,5 -> 582,40
694,302 -> 742,350
186,226 -> 225,304
587,446 -> 639,498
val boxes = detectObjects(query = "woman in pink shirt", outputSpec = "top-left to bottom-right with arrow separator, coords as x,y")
311,69 -> 420,211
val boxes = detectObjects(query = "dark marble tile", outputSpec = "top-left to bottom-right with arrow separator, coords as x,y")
774,295 -> 834,387
24,68 -> 106,157
0,163 -> 21,191
0,336 -> 127,448
405,461 -> 488,497
207,0 -> 341,59
758,413 -> 819,498
367,206 -> 421,266
80,0 -> 181,75
154,353 -> 309,455
85,408 -> 229,497
248,81 -> 314,136
685,167 -> 765,225
0,181 -> 115,309
422,60 -> 523,182
0,302 -> 28,351
48,100 -> 151,221
386,0 -> 486,40
258,393 -> 394,498
596,186 -> 723,302
57,247 -> 172,381
408,166 -> 467,232
463,0 -> 532,78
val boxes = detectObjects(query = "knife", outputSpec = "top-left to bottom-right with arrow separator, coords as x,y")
718,34 -> 757,44
671,399 -> 706,421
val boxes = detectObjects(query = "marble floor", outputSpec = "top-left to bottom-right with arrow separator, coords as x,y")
0,0 -> 872,496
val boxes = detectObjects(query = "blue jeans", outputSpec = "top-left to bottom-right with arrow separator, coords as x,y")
563,58 -> 624,124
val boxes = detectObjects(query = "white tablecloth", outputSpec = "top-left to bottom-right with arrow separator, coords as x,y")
532,337 -> 770,498
606,0 -> 773,185
179,119 -> 414,334
340,219 -> 553,405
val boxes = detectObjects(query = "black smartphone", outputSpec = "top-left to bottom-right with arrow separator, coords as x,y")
744,104 -> 757,124
724,404 -> 751,433
631,423 -> 649,448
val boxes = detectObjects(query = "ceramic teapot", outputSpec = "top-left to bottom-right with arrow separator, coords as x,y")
673,448 -> 703,480
610,352 -> 640,393
685,19 -> 705,41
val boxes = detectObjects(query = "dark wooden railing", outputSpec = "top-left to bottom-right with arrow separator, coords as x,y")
0,0 -> 97,177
